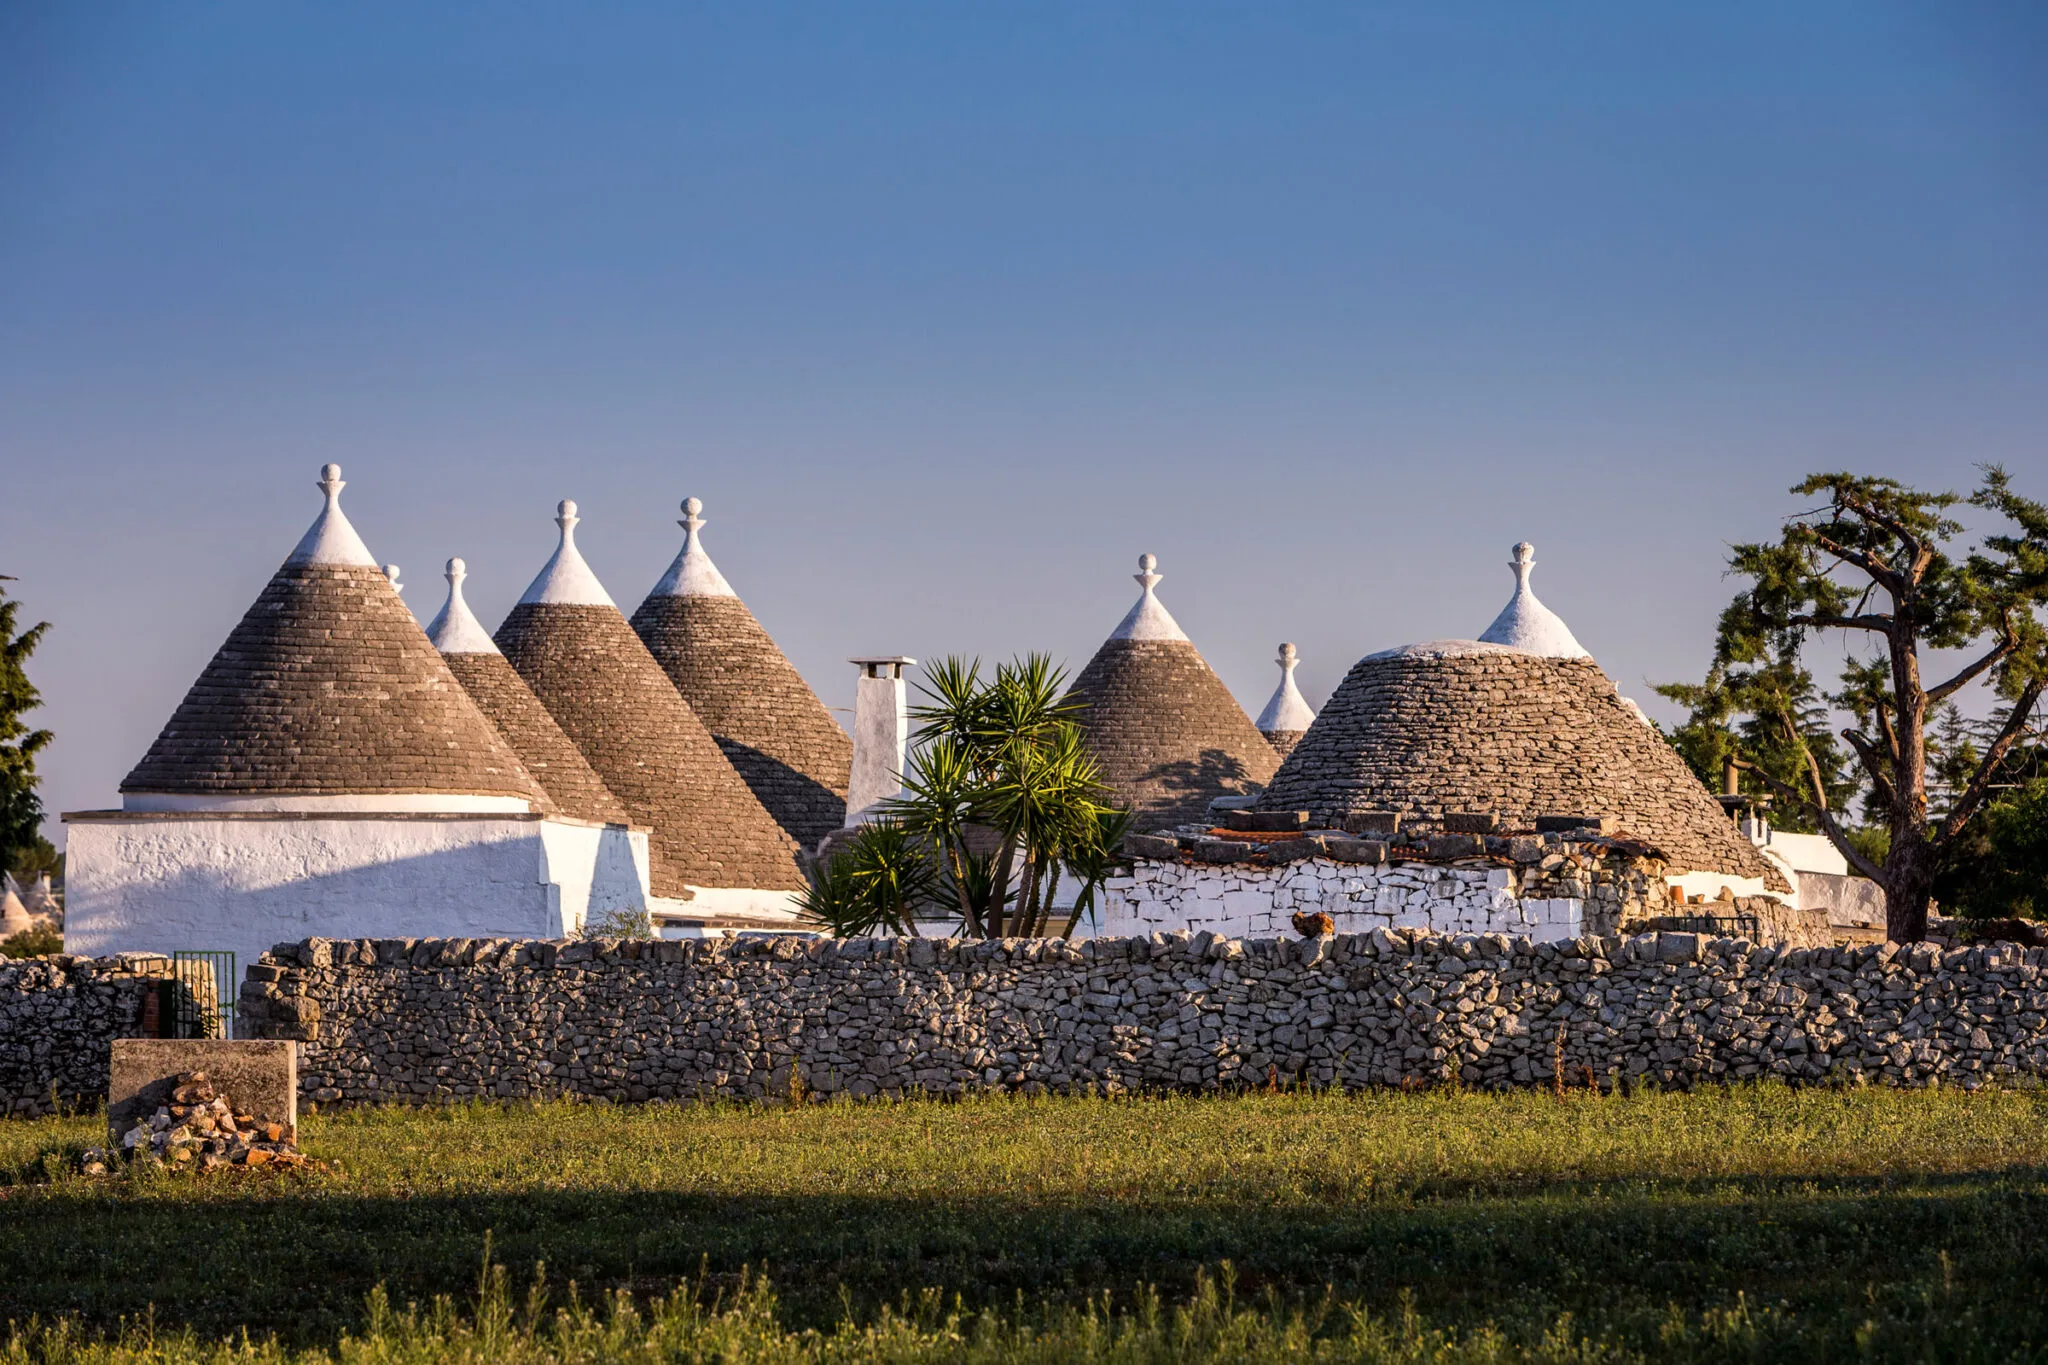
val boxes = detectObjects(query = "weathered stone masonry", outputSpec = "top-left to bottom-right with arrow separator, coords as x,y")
236,931 -> 2048,1104
0,955 -> 159,1115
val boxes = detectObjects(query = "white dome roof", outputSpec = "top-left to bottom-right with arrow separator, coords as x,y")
1477,543 -> 1590,659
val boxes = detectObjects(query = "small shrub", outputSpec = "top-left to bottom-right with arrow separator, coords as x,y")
0,923 -> 61,958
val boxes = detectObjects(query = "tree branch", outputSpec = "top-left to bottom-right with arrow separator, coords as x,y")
1788,612 -> 1894,635
1938,679 -> 2047,844
1831,491 -> 1924,568
1925,629 -> 2016,705
1840,729 -> 1899,815
1804,530 -> 1900,593
1733,759 -> 1886,882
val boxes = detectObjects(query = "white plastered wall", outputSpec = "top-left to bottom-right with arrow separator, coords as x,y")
62,812 -> 650,974
1094,858 -> 1585,943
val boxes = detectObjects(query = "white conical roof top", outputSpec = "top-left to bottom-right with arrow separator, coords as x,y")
0,879 -> 30,937
648,497 -> 737,598
1108,554 -> 1189,642
427,558 -> 501,655
284,465 -> 377,568
518,500 -> 616,607
1255,642 -> 1317,733
1477,543 -> 1590,658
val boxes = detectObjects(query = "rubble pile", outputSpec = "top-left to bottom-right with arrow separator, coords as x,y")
82,1070 -> 311,1176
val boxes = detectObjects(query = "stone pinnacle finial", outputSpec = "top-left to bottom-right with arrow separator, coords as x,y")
1110,551 -> 1187,642
428,555 -> 501,652
383,564 -> 403,594
287,462 -> 376,567
517,497 -> 616,607
1510,541 -> 1537,588
1477,539 -> 1590,659
1257,641 -> 1316,735
649,494 -> 736,597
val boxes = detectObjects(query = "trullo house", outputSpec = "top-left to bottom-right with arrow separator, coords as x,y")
63,466 -> 652,974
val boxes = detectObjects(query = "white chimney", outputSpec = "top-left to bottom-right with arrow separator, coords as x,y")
846,656 -> 916,823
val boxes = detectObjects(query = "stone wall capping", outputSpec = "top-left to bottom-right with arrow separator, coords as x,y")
1341,811 -> 1402,836
1323,837 -> 1387,865
1536,814 -> 1621,834
1123,833 -> 1184,860
1443,812 -> 1502,834
1221,810 -> 1310,833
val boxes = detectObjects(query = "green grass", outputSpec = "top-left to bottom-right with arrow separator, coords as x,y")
3,1087 -> 2046,1361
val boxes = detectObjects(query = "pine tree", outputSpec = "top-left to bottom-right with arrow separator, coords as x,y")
0,577 -> 53,876
1679,470 -> 2048,941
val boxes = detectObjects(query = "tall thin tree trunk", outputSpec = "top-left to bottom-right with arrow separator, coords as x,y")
1884,831 -> 1937,943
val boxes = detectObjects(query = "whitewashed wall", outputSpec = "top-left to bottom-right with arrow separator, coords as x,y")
63,812 -> 649,974
1096,857 -> 1585,942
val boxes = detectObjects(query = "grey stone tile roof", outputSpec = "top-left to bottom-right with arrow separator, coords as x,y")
121,562 -> 547,804
1065,638 -> 1281,830
1258,650 -> 1784,887
440,651 -> 631,826
493,602 -> 806,895
630,594 -> 851,850
1261,730 -> 1308,761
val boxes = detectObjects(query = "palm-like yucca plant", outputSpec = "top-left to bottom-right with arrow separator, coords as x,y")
880,655 -> 1128,938
796,819 -> 937,937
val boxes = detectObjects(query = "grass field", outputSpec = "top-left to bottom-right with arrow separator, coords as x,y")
2,1087 -> 2046,1361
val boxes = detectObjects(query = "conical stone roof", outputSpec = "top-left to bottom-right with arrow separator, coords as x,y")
1260,640 -> 1782,886
122,466 -> 547,806
1066,554 -> 1280,829
1255,643 -> 1317,760
1,877 -> 31,938
494,501 -> 805,895
428,558 -> 632,827
629,498 -> 851,850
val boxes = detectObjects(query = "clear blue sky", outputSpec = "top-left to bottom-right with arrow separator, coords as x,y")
3,4 -> 2044,844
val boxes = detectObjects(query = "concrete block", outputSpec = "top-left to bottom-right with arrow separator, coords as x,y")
109,1039 -> 297,1141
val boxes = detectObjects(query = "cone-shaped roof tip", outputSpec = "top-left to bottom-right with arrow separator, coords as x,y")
123,467 -> 548,806
285,463 -> 378,568
1256,642 -> 1317,734
428,556 -> 502,655
1477,541 -> 1590,659
650,495 -> 737,599
518,499 -> 616,607
1108,552 -> 1189,642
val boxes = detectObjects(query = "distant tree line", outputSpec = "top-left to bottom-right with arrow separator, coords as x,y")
0,576 -> 55,884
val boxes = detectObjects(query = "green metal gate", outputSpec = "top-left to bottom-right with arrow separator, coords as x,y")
171,951 -> 237,1039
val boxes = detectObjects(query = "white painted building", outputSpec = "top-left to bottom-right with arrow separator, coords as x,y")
64,466 -> 652,975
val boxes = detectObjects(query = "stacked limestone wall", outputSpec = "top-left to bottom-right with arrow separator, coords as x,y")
0,955 -> 160,1115
239,931 -> 2048,1104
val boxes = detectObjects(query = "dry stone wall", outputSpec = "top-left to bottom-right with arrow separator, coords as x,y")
238,930 -> 2048,1104
0,954 -> 161,1115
